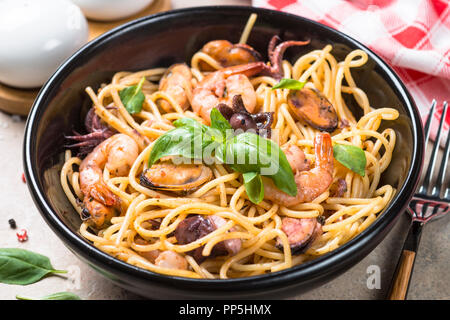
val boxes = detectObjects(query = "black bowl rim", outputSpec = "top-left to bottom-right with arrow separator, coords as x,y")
24,5 -> 424,289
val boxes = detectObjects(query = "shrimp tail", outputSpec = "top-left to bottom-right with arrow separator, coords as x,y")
221,62 -> 267,78
83,198 -> 117,228
315,132 -> 333,173
81,180 -> 121,228
88,183 -> 120,207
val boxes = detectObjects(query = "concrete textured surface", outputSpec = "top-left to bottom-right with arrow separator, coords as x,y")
0,0 -> 449,300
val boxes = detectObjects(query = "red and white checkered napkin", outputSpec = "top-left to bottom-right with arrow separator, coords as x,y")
253,0 -> 450,136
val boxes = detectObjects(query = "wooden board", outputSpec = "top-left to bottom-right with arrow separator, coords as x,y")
0,0 -> 171,116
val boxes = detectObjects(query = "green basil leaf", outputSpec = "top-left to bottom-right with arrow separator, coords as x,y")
225,132 -> 297,197
243,172 -> 264,204
272,78 -> 306,90
209,108 -> 232,160
214,138 -> 226,164
269,146 -> 298,197
119,77 -> 145,114
0,248 -> 67,285
173,117 -> 204,129
174,117 -> 220,143
333,144 -> 366,176
210,108 -> 232,139
16,292 -> 81,300
148,126 -> 210,166
146,115 -> 298,202
149,116 -> 226,166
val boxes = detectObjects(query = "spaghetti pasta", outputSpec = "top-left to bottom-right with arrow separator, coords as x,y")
61,15 -> 398,279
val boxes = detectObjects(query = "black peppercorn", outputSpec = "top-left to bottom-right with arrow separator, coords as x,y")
8,219 -> 17,229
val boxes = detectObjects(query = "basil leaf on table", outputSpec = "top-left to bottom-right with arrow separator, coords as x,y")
0,248 -> 67,285
272,78 -> 306,90
16,292 -> 81,300
225,132 -> 297,197
243,172 -> 264,204
333,144 -> 366,176
119,77 -> 146,114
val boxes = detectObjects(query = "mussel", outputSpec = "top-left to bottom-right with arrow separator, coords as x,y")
199,40 -> 262,71
140,162 -> 212,193
287,88 -> 338,133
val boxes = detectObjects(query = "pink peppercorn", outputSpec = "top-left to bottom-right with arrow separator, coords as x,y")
17,229 -> 28,242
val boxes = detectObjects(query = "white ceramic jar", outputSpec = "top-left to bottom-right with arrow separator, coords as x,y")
71,0 -> 154,22
0,0 -> 89,89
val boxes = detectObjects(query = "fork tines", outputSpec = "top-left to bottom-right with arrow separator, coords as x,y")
418,100 -> 449,198
411,100 -> 449,221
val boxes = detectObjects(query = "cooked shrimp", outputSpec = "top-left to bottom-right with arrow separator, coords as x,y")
79,133 -> 139,227
155,251 -> 188,270
135,236 -> 161,263
263,133 -> 334,206
158,63 -> 193,113
275,217 -> 322,253
199,40 -> 261,71
136,235 -> 187,269
281,144 -> 311,173
192,63 -> 264,124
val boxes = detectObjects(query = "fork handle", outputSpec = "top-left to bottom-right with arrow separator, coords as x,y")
387,220 -> 423,300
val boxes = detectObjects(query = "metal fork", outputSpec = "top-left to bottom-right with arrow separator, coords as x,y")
387,100 -> 450,300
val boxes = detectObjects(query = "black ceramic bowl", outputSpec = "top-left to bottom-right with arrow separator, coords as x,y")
23,6 -> 424,299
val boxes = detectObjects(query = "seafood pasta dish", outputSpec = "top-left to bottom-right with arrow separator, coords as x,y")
61,14 -> 398,279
